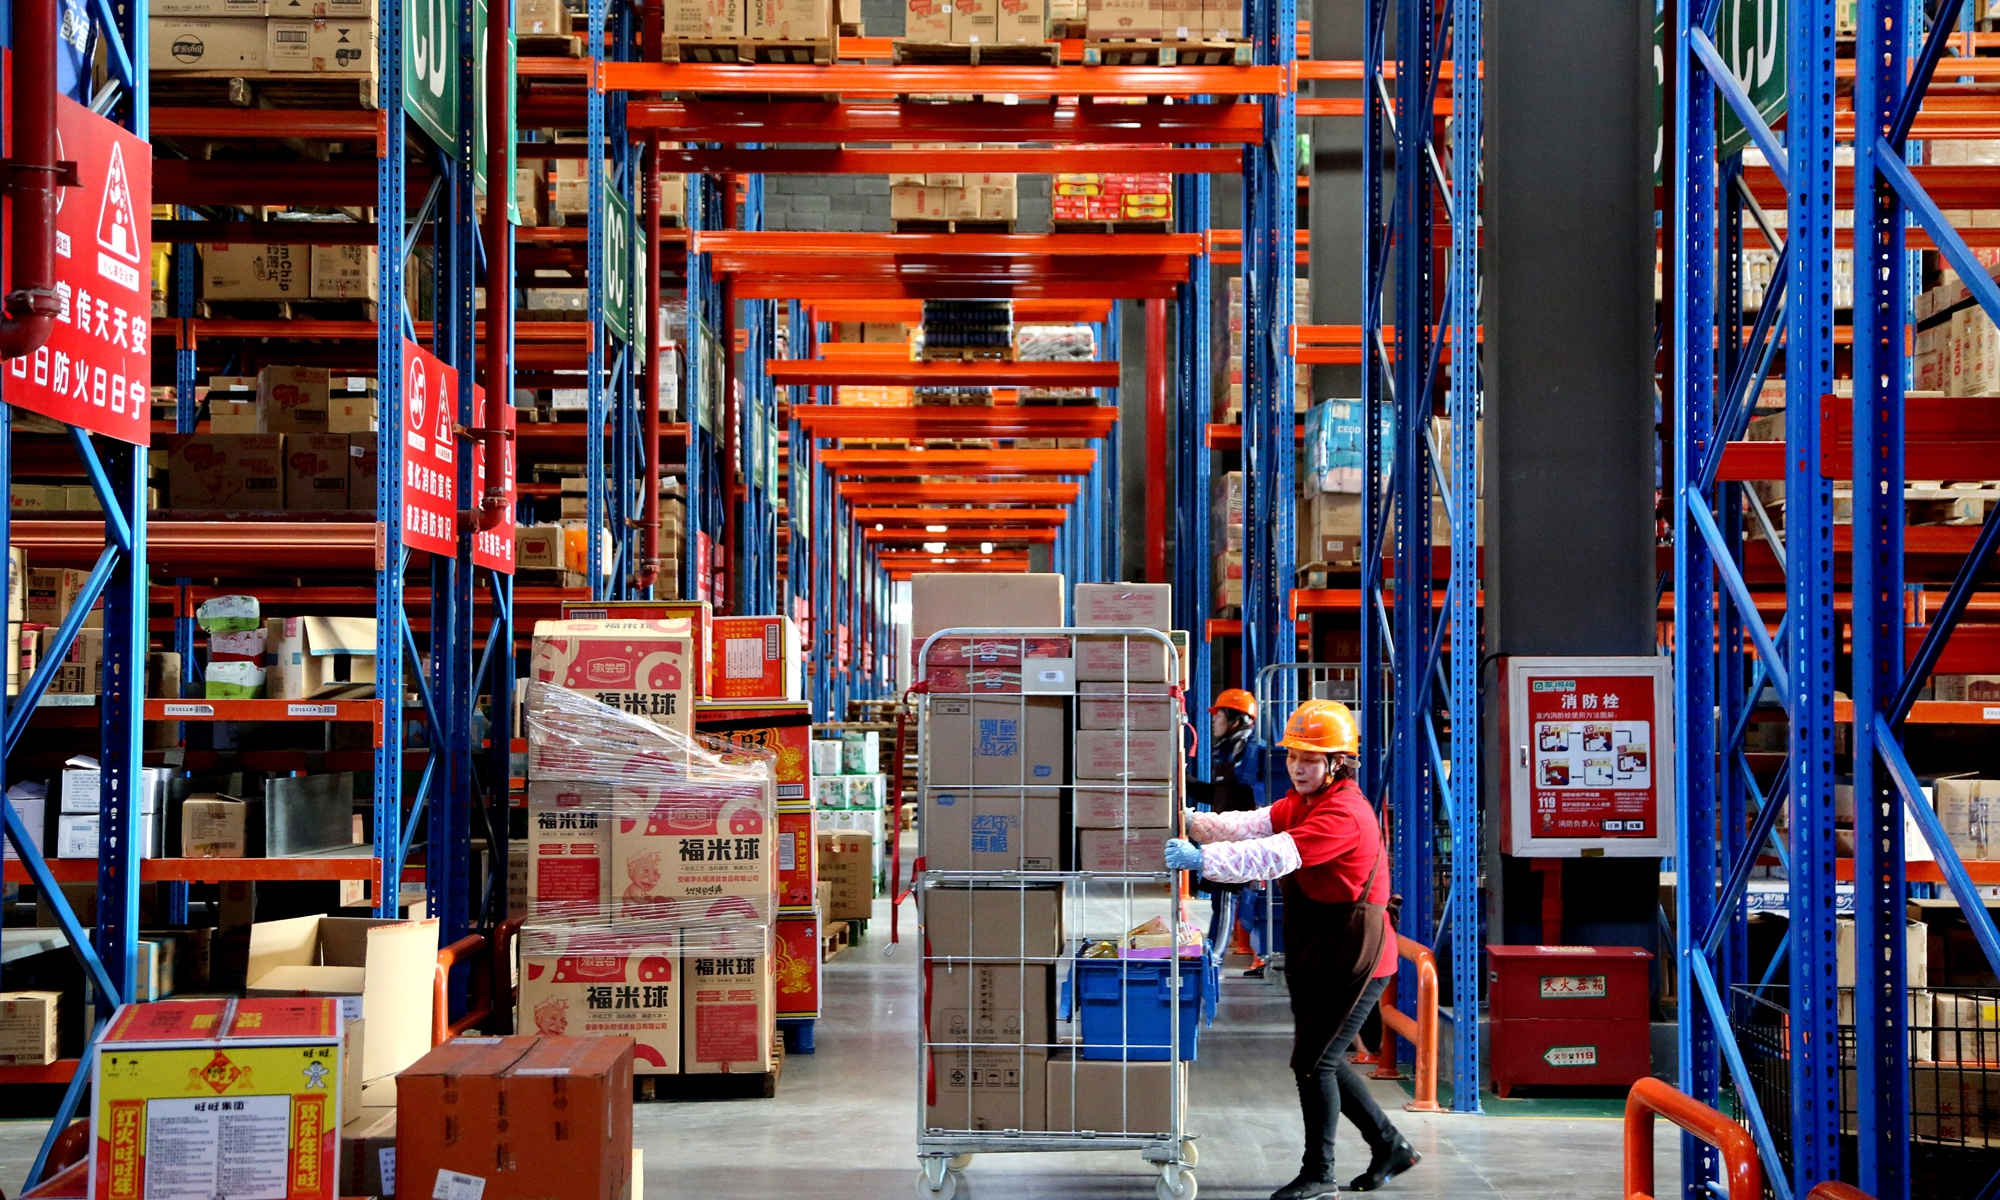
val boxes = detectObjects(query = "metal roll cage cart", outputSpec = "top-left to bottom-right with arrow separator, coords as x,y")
915,626 -> 1198,1200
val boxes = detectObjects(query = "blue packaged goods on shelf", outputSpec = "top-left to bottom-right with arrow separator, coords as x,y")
1065,948 -> 1217,1062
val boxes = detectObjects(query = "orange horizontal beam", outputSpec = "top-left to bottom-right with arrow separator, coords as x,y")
1740,163 -> 2000,209
1716,395 -> 2000,481
1205,423 -> 1304,449
810,300 -> 1111,324
734,278 -> 1182,300
866,527 -> 1058,545
852,507 -> 1069,525
11,520 -> 380,572
792,406 -> 1118,439
601,61 -> 1287,97
1297,97 -> 1451,118
616,100 -> 1269,145
656,146 -> 1242,174
840,481 -> 1080,504
153,108 -> 382,140
697,231 -> 1204,258
3,855 -> 383,885
772,360 -> 1120,389
821,448 -> 1096,476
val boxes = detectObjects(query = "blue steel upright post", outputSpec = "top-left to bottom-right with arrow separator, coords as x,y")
1175,166 -> 1214,766
374,0 -> 410,920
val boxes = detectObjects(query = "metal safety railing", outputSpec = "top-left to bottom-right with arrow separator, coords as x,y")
1369,935 -> 1441,1112
1623,1078 -> 1762,1200
431,917 -> 523,1046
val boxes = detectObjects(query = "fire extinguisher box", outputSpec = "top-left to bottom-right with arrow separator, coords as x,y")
1485,944 -> 1653,1097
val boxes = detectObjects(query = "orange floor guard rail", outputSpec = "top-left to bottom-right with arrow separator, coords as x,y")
1623,1077 -> 1761,1200
1370,934 -> 1442,1112
432,918 -> 524,1046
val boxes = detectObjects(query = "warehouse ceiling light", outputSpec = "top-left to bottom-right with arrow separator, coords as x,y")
926,524 -> 949,532
924,542 -> 946,553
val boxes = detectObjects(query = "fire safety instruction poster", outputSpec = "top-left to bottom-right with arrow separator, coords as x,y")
1504,657 -> 1675,856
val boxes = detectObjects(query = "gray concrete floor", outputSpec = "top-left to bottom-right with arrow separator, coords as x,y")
0,853 -> 1675,1199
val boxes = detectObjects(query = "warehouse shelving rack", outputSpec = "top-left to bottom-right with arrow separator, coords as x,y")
1672,3 -> 2000,1198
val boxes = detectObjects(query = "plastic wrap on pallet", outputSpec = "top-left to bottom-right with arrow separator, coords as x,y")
522,681 -> 778,956
1014,324 -> 1097,362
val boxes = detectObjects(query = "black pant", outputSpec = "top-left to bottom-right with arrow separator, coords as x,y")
1293,973 -> 1400,1177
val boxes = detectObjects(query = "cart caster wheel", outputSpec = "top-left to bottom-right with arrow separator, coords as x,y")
949,1154 -> 974,1170
1157,1164 -> 1197,1200
917,1164 -> 962,1199
1179,1141 -> 1198,1169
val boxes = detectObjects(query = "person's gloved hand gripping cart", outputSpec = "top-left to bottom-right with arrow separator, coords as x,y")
1164,700 -> 1423,1200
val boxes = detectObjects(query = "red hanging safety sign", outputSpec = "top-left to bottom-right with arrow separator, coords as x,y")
471,388 -> 516,573
401,339 -> 460,557
1,81 -> 153,445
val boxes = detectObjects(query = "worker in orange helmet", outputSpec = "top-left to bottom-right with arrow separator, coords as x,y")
1167,700 -> 1420,1198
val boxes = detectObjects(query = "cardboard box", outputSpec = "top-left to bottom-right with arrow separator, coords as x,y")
925,695 -> 1067,787
527,782 -> 612,919
181,793 -> 267,858
154,0 -> 264,13
56,810 -> 162,858
1086,0 -> 1159,38
819,832 -> 875,920
25,567 -> 102,629
397,1035 -> 636,1198
1047,1054 -> 1185,1134
268,615 -> 377,699
310,243 -> 377,299
667,0 -> 744,38
258,365 -> 332,433
952,0 -> 996,41
530,619 -> 698,735
59,762 -> 163,814
2,788 -> 47,863
943,186 -> 983,221
347,432 -> 377,512
1077,826 -> 1170,872
979,185 -> 1019,221
1073,784 -> 1174,830
928,1048 -> 1047,1132
518,524 -> 565,569
710,615 -> 804,702
1074,728 -> 1180,782
1937,992 -> 2000,1064
338,1106 -> 396,1199
683,945 -> 774,1074
202,241 -> 308,298
516,0 -> 571,34
891,184 -> 946,222
246,914 -> 439,1100
519,953 -> 681,1074
912,572 -> 1066,642
904,0 -> 951,41
267,17 -> 313,67
775,914 -> 823,1019
1205,0 -> 1242,38
749,0 -> 830,40
928,963 -> 1051,1047
151,17 -> 269,69
695,700 -> 813,805
1835,917 -> 1928,988
329,394 -> 379,433
93,998 -> 358,1200
169,433 -> 285,510
0,991 -> 59,1065
42,625 -> 103,694
922,787 -> 1062,873
612,782 -> 772,912
1073,583 -> 1172,631
997,0 -> 1046,42
1077,682 -> 1177,731
1075,633 -> 1171,683
284,432 -> 350,510
776,809 -> 818,906
923,884 -> 1061,960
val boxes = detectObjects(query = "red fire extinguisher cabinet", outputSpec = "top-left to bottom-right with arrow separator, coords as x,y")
1486,944 -> 1654,1097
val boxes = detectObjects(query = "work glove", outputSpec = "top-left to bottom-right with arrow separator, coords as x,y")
1164,837 -> 1204,873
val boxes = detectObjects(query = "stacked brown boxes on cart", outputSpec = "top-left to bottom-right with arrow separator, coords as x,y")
1071,583 -> 1180,873
518,621 -> 780,1080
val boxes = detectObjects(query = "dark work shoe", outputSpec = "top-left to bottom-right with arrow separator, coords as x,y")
1347,1137 -> 1421,1192
1243,958 -> 1269,979
1270,1172 -> 1338,1200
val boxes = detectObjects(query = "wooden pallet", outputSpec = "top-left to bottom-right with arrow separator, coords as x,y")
917,343 -> 1016,361
1051,18 -> 1086,39
150,68 -> 378,111
1050,218 -> 1174,234
633,1040 -> 784,1101
889,218 -> 1017,235
838,21 -> 865,37
1081,38 -> 1251,66
821,920 -> 851,960
891,39 -> 1060,66
661,37 -> 835,64
517,32 -> 585,57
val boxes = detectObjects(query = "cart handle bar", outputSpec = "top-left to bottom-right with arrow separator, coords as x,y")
1622,1078 -> 1762,1200
1370,935 -> 1441,1111
433,919 -> 522,1046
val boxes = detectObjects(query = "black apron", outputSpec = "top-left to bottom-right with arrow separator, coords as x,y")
1279,787 -> 1390,1074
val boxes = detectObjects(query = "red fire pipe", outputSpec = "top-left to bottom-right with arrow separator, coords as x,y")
0,0 -> 68,361
635,138 -> 663,589
474,0 -> 513,531
1145,297 -> 1168,583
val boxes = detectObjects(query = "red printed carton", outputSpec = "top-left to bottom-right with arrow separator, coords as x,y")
530,619 -> 697,736
519,952 -> 680,1074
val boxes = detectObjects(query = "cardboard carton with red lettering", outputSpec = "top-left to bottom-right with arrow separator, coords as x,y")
518,953 -> 681,1074
530,619 -> 697,736
709,615 -> 805,702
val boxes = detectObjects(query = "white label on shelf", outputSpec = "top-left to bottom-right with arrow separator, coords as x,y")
36,694 -> 96,707
287,703 -> 339,717
1985,707 -> 2000,721
434,1169 -> 487,1200
162,703 -> 213,717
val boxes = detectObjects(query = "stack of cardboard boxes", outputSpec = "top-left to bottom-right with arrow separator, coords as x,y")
1932,776 -> 2000,861
1225,275 -> 1312,417
167,368 -> 376,512
900,0 -> 1047,46
198,240 -> 378,304
1078,0 -> 1242,40
662,0 -> 837,55
1071,583 -> 1180,873
890,159 -> 1021,228
1051,169 -> 1173,226
814,730 -> 889,917
151,0 -> 380,78
1213,470 -> 1244,611
517,629 -> 780,1079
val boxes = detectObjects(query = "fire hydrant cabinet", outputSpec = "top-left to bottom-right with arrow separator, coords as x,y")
1486,945 -> 1654,1097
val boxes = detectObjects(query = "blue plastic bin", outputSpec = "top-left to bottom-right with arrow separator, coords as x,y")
1067,950 -> 1218,1062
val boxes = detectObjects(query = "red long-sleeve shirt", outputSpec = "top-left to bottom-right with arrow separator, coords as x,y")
1267,780 -> 1397,977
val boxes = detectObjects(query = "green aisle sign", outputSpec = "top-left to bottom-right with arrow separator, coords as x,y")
1718,0 -> 1784,157
605,186 -> 633,342
406,0 -> 458,155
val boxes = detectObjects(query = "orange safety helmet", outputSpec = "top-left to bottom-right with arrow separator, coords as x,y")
1209,688 -> 1258,720
1277,699 -> 1360,756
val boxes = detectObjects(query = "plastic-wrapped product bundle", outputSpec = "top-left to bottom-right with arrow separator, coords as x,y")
1014,324 -> 1098,362
518,681 -> 779,1074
